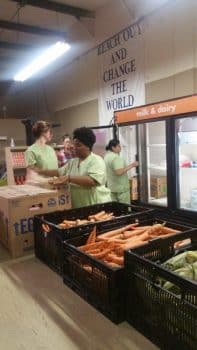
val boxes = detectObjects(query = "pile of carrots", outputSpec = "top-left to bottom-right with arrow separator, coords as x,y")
78,223 -> 180,269
58,210 -> 115,228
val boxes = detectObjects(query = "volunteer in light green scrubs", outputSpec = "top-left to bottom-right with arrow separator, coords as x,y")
25,121 -> 58,173
104,139 -> 138,204
38,127 -> 111,208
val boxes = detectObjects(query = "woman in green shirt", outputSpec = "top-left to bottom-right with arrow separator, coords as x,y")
104,139 -> 138,204
39,127 -> 111,208
25,121 -> 58,175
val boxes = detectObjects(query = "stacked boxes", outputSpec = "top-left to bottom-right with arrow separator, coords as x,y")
0,185 -> 71,258
11,152 -> 26,167
129,177 -> 138,200
150,176 -> 167,199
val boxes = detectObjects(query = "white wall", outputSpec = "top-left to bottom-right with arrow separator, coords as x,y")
52,99 -> 98,142
1,0 -> 196,128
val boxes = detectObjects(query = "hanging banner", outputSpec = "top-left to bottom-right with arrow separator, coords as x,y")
98,21 -> 145,125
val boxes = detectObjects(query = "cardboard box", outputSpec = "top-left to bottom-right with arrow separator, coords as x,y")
0,185 -> 71,258
129,177 -> 138,200
150,176 -> 167,199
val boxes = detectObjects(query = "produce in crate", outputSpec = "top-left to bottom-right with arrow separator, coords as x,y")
78,223 -> 181,268
57,210 -> 115,228
161,250 -> 197,293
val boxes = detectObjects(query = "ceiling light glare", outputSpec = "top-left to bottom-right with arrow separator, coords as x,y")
14,41 -> 70,82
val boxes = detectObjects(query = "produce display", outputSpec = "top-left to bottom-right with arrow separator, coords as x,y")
161,250 -> 197,293
12,152 -> 26,167
58,210 -> 116,228
78,223 -> 180,268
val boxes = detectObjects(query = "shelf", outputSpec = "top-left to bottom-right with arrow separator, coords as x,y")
147,144 -> 166,147
149,165 -> 166,171
13,166 -> 26,170
180,167 -> 197,170
149,197 -> 167,206
0,136 -> 7,141
9,146 -> 27,152
179,143 -> 197,145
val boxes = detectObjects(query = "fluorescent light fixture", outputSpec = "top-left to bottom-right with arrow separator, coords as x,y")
14,41 -> 70,82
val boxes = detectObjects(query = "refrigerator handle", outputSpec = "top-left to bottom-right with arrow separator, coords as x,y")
135,153 -> 139,174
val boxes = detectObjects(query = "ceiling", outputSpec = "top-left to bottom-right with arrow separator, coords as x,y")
0,0 -> 111,84
0,0 -> 170,91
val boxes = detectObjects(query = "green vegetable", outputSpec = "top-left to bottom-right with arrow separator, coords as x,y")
161,251 -> 197,293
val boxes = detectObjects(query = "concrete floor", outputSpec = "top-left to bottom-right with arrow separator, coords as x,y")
0,244 -> 158,350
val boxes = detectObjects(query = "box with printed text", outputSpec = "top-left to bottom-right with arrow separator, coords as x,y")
150,176 -> 167,199
129,177 -> 138,200
0,185 -> 71,258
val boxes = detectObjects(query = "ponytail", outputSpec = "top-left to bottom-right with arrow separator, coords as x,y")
105,139 -> 120,151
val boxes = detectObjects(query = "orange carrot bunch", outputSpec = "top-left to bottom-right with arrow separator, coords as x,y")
58,211 -> 115,228
78,223 -> 180,269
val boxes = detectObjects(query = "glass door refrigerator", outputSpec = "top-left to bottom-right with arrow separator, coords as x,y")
175,116 -> 197,212
115,94 -> 197,215
118,119 -> 168,208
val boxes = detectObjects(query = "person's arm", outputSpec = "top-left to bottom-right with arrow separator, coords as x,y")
37,168 -> 59,177
49,174 -> 97,187
35,160 -> 71,178
69,175 -> 96,186
115,160 -> 138,176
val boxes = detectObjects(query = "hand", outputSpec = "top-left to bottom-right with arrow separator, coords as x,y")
48,176 -> 69,186
131,161 -> 139,168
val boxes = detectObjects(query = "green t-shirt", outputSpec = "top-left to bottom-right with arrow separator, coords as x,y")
58,152 -> 111,208
104,151 -> 129,193
25,143 -> 58,170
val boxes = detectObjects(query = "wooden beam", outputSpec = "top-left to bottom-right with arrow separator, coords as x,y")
11,0 -> 95,19
0,20 -> 66,38
0,41 -> 33,51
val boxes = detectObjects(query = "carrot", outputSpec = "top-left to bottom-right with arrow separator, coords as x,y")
86,226 -> 97,245
89,248 -> 111,259
97,224 -> 136,240
174,238 -> 191,248
92,211 -> 106,221
104,261 -> 121,268
121,228 -> 147,239
63,220 -> 76,225
116,240 -> 146,255
58,223 -> 67,228
87,248 -> 101,254
161,227 -> 180,235
148,224 -> 163,236
83,265 -> 92,273
136,232 -> 150,241
123,240 -> 147,250
79,241 -> 106,252
156,232 -> 180,239
42,223 -> 50,232
107,238 -> 127,243
135,225 -> 153,231
115,233 -> 148,246
107,234 -> 126,241
76,220 -> 89,226
60,220 -> 75,228
98,213 -> 114,221
106,254 -> 124,266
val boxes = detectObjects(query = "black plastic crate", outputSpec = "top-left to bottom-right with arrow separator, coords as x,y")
62,233 -> 125,324
61,217 -> 194,324
34,202 -> 152,275
125,228 -> 197,350
155,210 -> 197,228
